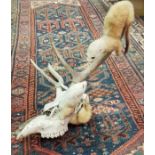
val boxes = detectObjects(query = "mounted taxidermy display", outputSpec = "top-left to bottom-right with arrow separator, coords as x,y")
14,0 -> 131,138
14,30 -> 118,139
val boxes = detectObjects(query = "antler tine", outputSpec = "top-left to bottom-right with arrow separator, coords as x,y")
30,59 -> 67,90
31,59 -> 58,85
48,63 -> 68,90
48,35 -> 78,79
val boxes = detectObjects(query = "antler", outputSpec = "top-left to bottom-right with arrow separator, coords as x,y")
72,51 -> 112,83
49,36 -> 79,80
49,36 -> 112,84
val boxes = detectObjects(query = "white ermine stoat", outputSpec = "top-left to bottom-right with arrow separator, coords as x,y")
69,94 -> 92,125
87,1 -> 134,63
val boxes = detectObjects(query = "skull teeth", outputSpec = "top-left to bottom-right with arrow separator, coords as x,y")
41,129 -> 67,138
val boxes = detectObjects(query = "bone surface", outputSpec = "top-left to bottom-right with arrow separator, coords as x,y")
16,113 -> 69,139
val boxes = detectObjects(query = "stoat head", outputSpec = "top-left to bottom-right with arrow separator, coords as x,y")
86,37 -> 106,63
75,94 -> 90,113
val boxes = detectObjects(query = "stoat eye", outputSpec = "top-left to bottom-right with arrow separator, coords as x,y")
91,57 -> 95,59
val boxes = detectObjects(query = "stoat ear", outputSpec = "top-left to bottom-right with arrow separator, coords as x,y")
101,49 -> 107,54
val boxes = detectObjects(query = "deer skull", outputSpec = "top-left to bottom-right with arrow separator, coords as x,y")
15,60 -> 88,139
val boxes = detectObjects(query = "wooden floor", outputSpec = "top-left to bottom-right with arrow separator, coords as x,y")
110,0 -> 144,16
130,0 -> 144,16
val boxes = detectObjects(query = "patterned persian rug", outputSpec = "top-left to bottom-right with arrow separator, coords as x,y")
11,0 -> 144,154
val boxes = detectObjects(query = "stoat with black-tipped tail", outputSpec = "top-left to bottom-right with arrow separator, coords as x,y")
86,1 -> 134,63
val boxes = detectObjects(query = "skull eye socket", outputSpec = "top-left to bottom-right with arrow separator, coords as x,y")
43,110 -> 51,116
91,57 -> 95,59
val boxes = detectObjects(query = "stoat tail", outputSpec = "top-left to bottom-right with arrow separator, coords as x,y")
122,23 -> 131,54
122,2 -> 135,54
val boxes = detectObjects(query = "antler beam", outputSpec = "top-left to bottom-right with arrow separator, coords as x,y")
49,36 -> 113,84
49,36 -> 79,80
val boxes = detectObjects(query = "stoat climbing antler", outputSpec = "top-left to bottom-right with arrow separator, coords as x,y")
48,35 -> 112,84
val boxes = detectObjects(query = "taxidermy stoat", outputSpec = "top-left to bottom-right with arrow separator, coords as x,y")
86,1 -> 134,62
69,94 -> 92,125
